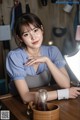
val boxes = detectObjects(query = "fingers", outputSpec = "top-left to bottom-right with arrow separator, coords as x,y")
74,87 -> 80,91
69,87 -> 80,99
24,56 -> 44,66
24,58 -> 37,66
72,91 -> 79,98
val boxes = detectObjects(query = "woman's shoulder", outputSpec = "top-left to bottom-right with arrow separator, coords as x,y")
41,45 -> 59,51
41,45 -> 61,58
7,47 -> 24,58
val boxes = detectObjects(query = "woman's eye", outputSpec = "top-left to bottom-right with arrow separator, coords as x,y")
23,33 -> 29,37
34,28 -> 38,32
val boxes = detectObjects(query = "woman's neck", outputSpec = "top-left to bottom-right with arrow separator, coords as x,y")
25,48 -> 40,57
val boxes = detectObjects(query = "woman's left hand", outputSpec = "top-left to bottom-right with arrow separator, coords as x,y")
24,56 -> 48,66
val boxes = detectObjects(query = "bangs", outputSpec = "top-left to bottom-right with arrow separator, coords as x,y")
19,23 -> 39,36
14,13 -> 43,37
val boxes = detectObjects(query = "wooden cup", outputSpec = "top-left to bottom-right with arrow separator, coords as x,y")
31,102 -> 60,120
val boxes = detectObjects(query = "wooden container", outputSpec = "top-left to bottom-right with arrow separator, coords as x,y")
31,102 -> 60,120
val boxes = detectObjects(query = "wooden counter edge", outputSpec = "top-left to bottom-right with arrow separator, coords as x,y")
0,93 -> 13,100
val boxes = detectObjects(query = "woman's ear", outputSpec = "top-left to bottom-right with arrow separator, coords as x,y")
16,35 -> 23,42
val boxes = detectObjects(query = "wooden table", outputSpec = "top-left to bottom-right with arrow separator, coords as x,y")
0,89 -> 80,120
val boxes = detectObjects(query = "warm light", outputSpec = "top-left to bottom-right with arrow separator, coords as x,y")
48,40 -> 53,45
75,25 -> 80,41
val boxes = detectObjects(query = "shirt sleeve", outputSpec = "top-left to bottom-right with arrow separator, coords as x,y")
6,51 -> 26,81
48,46 -> 66,68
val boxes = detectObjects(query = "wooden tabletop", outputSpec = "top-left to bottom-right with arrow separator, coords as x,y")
0,87 -> 80,120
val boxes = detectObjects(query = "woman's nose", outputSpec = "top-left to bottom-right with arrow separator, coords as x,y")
30,33 -> 36,40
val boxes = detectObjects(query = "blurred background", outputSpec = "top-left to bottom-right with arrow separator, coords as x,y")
0,0 -> 80,94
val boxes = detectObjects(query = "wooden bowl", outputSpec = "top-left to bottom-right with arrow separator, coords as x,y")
30,102 -> 60,120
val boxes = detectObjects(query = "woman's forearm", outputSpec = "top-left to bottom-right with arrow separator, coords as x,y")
47,91 -> 58,101
22,92 -> 36,104
23,90 -> 58,104
45,57 -> 70,88
23,87 -> 80,104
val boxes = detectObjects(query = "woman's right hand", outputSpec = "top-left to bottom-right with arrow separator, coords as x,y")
69,87 -> 80,99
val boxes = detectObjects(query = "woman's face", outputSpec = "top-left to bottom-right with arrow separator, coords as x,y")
20,24 -> 43,49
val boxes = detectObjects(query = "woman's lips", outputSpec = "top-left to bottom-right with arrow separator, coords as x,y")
32,41 -> 39,44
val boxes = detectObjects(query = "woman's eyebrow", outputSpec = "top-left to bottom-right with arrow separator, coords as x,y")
22,27 -> 37,35
22,31 -> 28,34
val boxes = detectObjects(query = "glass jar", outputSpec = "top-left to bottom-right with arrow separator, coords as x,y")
36,89 -> 48,111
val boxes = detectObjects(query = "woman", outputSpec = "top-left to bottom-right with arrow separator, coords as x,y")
6,13 -> 80,104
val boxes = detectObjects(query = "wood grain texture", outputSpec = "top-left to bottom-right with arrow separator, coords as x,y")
0,86 -> 80,120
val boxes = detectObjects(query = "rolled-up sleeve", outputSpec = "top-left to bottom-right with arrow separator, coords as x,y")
6,51 -> 26,81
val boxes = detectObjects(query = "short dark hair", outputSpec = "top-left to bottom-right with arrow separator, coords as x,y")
14,13 -> 43,47
14,13 -> 43,38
